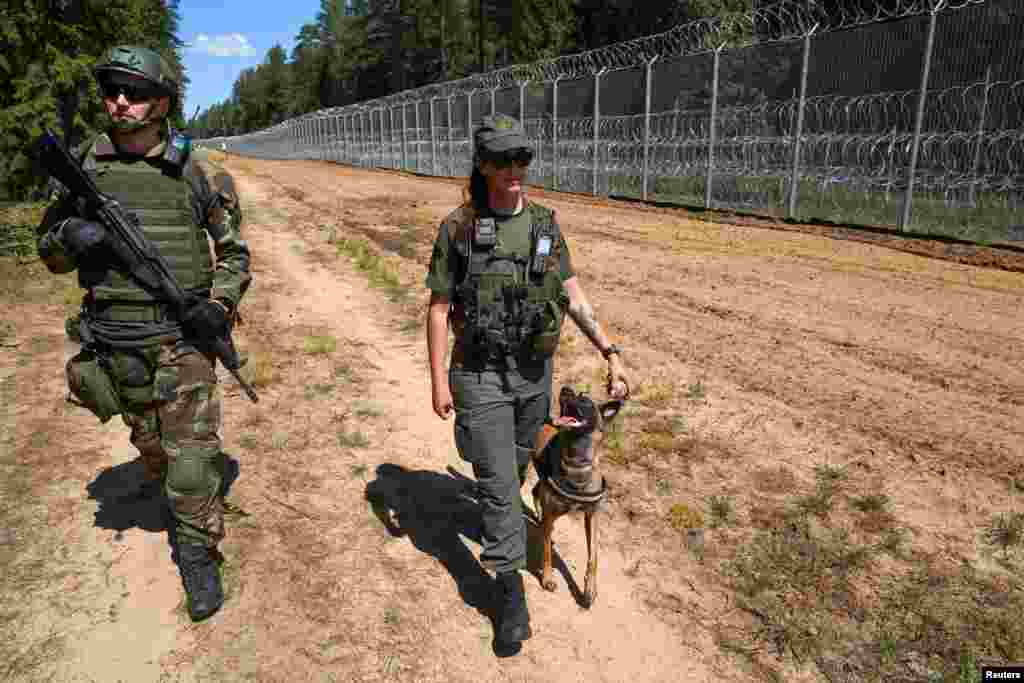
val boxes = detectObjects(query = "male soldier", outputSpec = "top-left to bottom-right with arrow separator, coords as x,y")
36,46 -> 251,621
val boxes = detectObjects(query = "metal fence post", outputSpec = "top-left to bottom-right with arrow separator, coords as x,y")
899,0 -> 945,231
705,44 -> 725,210
519,82 -> 526,125
388,106 -> 395,168
969,65 -> 993,208
379,107 -> 385,168
593,69 -> 605,197
414,99 -> 422,173
320,116 -> 327,161
378,107 -> 385,168
334,115 -> 340,164
314,116 -> 321,161
552,76 -> 561,191
430,97 -> 438,175
519,81 -> 530,183
401,102 -> 408,171
467,91 -> 474,175
347,113 -> 353,165
642,56 -> 658,201
447,96 -> 454,176
787,25 -> 817,219
491,87 -> 497,116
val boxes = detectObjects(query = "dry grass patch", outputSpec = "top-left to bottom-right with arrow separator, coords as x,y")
634,377 -> 675,408
668,502 -> 704,532
752,464 -> 798,495
983,511 -> 1024,559
718,459 -> 1024,682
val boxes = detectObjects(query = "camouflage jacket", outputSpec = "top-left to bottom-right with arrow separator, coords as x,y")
36,131 -> 251,313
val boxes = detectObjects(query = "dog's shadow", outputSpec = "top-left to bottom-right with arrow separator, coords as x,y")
86,452 -> 241,545
364,463 -> 585,646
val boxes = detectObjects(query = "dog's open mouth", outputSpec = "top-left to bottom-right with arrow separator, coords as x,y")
555,387 -> 598,431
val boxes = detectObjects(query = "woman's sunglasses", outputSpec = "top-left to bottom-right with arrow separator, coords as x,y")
483,149 -> 533,169
99,80 -> 164,103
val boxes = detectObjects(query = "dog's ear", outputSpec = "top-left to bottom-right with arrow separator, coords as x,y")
598,399 -> 624,427
559,385 -> 576,409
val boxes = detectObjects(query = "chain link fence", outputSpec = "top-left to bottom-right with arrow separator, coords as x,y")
203,0 -> 1023,242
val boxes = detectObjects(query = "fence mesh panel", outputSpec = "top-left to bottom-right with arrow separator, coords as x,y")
208,0 -> 1022,242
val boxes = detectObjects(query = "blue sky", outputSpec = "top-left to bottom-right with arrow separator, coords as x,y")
179,1 -> 324,118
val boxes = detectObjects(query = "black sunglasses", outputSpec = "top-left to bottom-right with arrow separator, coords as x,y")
99,80 -> 164,102
483,149 -> 533,169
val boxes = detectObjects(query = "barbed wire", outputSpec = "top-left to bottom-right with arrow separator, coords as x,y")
211,0 -> 988,138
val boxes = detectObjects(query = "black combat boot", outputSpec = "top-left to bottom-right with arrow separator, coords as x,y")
495,570 -> 532,644
177,543 -> 224,621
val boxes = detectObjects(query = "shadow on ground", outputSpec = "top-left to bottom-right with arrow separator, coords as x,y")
85,452 -> 241,542
364,463 -> 581,657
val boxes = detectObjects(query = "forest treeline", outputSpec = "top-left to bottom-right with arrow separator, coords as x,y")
191,0 -> 756,138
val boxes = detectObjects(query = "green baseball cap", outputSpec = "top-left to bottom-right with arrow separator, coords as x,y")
475,114 -> 531,154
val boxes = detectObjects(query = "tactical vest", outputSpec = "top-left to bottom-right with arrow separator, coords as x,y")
88,152 -> 213,316
453,202 -> 568,363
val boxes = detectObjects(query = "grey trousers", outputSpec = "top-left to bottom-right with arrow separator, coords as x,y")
449,360 -> 552,574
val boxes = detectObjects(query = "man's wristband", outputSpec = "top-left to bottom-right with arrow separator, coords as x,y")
602,344 -> 622,360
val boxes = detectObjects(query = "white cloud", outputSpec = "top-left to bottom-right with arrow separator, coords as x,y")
187,33 -> 257,58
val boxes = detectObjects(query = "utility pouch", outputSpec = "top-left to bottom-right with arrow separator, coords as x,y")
66,350 -> 122,423
529,300 -> 565,357
107,349 -> 156,406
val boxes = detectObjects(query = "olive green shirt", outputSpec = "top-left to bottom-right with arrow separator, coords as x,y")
425,201 -> 574,299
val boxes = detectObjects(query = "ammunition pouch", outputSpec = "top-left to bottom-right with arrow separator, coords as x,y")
65,347 -> 156,421
530,298 -> 567,357
107,349 -> 156,406
66,350 -> 121,423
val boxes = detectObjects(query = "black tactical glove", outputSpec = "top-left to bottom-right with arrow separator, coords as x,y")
183,299 -> 230,342
59,217 -> 108,261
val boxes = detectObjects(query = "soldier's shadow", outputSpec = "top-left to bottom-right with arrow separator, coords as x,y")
86,452 -> 241,542
364,463 -> 580,657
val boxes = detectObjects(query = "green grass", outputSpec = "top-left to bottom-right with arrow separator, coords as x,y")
601,172 -> 1022,245
0,202 -> 46,257
337,238 -> 404,289
303,334 -> 337,355
352,400 -> 384,418
337,429 -> 370,449
708,494 -> 736,528
983,511 -> 1024,557
721,461 -> 1024,681
686,380 -> 706,401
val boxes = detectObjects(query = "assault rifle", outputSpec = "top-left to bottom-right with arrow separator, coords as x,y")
33,128 -> 259,403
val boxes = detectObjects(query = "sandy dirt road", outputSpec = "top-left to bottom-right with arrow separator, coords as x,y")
2,156 -> 1022,682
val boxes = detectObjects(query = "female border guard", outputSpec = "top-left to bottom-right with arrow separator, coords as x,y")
425,115 -> 630,648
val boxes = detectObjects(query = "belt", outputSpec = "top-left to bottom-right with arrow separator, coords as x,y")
89,300 -> 177,324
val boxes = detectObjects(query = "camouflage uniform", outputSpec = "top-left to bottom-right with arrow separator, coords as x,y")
37,131 -> 250,549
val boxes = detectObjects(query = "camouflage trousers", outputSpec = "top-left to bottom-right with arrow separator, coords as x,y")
116,340 -> 225,548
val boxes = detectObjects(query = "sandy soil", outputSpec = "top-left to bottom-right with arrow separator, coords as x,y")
2,155 -> 1022,682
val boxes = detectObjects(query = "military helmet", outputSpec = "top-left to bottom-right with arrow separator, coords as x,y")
94,45 -> 179,100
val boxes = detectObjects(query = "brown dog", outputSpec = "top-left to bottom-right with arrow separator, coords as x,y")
531,386 -> 624,608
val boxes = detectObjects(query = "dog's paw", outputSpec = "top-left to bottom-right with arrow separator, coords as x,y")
542,577 -> 558,592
